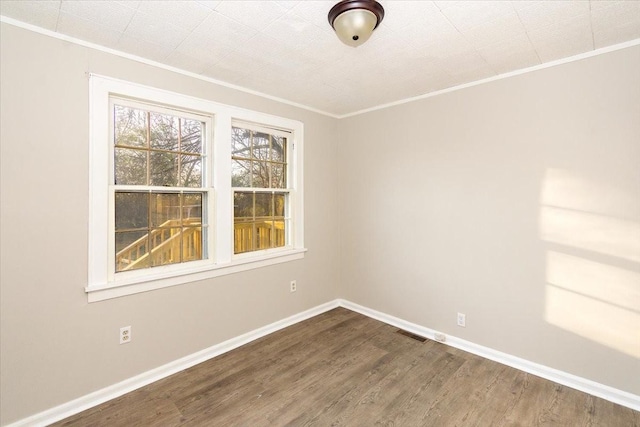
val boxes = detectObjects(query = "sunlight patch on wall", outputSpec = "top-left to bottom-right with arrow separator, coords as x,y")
540,168 -> 640,220
545,251 -> 640,358
547,251 -> 640,312
545,285 -> 640,358
541,168 -> 640,357
540,206 -> 640,263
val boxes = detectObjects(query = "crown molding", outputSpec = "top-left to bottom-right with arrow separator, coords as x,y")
2,15 -> 639,120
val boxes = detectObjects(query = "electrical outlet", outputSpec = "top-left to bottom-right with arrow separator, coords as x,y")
457,312 -> 466,327
434,332 -> 446,342
290,280 -> 297,293
120,326 -> 132,344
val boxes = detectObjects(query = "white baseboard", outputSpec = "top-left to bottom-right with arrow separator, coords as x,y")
8,298 -> 639,426
338,299 -> 640,412
7,300 -> 340,427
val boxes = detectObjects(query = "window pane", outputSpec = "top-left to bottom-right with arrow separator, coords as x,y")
254,193 -> 272,217
274,193 -> 285,217
114,105 -> 147,148
272,136 -> 285,162
115,230 -> 149,272
149,112 -> 179,151
115,148 -> 147,185
181,119 -> 202,154
115,192 -> 149,231
271,163 -> 286,189
252,161 -> 270,188
149,151 -> 179,186
183,193 -> 202,225
234,222 -> 254,254
150,227 -> 182,267
253,132 -> 270,161
232,159 -> 251,187
232,127 -> 251,159
182,227 -> 203,261
180,155 -> 202,187
255,221 -> 272,250
234,192 -> 253,218
273,219 -> 285,248
150,193 -> 180,227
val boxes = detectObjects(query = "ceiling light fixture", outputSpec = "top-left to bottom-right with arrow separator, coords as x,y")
328,0 -> 385,47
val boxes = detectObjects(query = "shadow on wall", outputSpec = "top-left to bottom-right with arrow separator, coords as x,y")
540,168 -> 640,358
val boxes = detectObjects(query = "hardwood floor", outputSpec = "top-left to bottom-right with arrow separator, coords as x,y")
52,308 -> 639,426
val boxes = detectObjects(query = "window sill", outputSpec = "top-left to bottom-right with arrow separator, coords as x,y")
86,248 -> 307,302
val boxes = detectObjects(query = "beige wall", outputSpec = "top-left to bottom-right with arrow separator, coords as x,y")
339,45 -> 640,395
0,23 -> 341,425
2,21 -> 639,425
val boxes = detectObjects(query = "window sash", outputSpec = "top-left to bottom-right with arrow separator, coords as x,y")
231,124 -> 289,191
108,98 -> 213,282
110,97 -> 210,188
231,121 -> 292,255
114,190 -> 207,272
233,190 -> 290,254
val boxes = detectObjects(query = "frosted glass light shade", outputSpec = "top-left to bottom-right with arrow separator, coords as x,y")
332,9 -> 377,47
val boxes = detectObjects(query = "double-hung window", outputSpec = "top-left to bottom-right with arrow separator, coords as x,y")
231,122 -> 291,255
112,99 -> 210,274
88,75 -> 305,302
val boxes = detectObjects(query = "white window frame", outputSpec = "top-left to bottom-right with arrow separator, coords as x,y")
109,97 -> 215,283
88,75 -> 305,302
231,120 -> 294,257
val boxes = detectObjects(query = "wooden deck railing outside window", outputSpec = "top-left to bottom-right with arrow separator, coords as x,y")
116,218 -> 202,271
116,218 -> 285,270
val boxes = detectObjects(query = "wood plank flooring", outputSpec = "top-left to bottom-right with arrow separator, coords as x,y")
52,308 -> 639,426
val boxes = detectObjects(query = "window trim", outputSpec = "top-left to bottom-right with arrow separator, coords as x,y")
88,75 -> 305,302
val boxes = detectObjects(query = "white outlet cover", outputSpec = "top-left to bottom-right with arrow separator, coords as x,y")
120,326 -> 132,344
457,313 -> 466,327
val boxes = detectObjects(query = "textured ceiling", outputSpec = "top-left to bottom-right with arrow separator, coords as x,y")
2,0 -> 639,116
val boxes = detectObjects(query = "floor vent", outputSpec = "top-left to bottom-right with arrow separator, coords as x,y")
396,329 -> 427,342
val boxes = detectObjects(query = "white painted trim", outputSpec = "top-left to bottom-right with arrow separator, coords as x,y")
2,16 -> 639,119
7,298 -> 639,425
87,249 -> 307,302
338,299 -> 640,412
87,74 -> 306,302
6,300 -> 341,427
0,16 -> 339,119
337,39 -> 640,118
